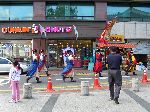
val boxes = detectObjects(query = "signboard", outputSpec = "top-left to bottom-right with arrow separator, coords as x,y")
109,34 -> 124,43
1,24 -> 73,37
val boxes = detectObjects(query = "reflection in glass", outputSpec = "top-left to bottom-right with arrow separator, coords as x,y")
107,5 -> 150,22
46,2 -> 94,20
0,4 -> 33,20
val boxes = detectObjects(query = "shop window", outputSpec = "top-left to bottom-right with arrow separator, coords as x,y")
56,40 -> 92,68
46,2 -> 94,20
107,4 -> 150,22
0,4 -> 33,20
0,40 -> 32,62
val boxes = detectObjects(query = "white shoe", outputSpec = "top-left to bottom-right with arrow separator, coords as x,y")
9,100 -> 17,103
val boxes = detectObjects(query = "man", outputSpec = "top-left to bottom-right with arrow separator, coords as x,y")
107,46 -> 122,104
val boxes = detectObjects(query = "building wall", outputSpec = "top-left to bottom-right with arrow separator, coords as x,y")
111,22 -> 150,39
95,2 -> 107,21
33,2 -> 45,20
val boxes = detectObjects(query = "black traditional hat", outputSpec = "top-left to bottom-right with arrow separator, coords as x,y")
32,49 -> 37,53
40,49 -> 44,53
67,50 -> 73,54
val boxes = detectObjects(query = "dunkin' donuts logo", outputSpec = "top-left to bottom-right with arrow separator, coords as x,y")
1,24 -> 73,35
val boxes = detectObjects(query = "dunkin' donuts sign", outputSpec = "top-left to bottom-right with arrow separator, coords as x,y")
1,24 -> 72,34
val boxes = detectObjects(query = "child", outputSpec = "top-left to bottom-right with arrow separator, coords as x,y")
8,60 -> 21,103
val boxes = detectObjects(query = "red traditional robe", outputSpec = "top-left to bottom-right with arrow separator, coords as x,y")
93,53 -> 103,74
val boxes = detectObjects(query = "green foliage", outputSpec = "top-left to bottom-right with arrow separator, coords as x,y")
46,4 -> 78,18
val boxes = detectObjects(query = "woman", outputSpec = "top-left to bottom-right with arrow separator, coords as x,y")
61,50 -> 76,82
38,49 -> 48,76
9,60 -> 21,103
26,49 -> 41,83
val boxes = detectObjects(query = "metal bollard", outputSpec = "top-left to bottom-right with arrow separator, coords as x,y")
132,78 -> 140,92
81,81 -> 89,96
23,83 -> 32,99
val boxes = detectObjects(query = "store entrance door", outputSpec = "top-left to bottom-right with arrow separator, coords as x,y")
48,44 -> 57,67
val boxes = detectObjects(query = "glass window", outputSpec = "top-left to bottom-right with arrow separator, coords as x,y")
46,2 -> 94,20
0,4 -> 33,20
0,58 -> 9,64
107,5 -> 150,22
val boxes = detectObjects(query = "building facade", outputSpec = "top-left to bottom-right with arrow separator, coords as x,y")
0,0 -> 149,68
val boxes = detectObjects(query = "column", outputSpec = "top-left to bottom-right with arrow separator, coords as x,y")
33,2 -> 46,20
95,2 -> 107,21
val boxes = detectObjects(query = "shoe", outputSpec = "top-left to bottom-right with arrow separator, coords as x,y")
9,100 -> 17,103
36,77 -> 42,83
63,76 -> 66,82
70,77 -> 76,82
26,77 -> 31,83
125,72 -> 129,76
133,72 -> 137,75
71,80 -> 76,82
114,98 -> 119,104
110,97 -> 114,100
99,73 -> 103,77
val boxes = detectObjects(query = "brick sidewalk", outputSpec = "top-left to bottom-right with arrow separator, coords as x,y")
1,86 -> 150,112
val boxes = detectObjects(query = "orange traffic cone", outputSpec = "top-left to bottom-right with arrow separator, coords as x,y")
141,69 -> 150,83
93,74 -> 101,89
46,77 -> 55,92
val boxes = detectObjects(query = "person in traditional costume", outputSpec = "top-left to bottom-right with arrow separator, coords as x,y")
93,49 -> 103,77
38,49 -> 48,76
60,50 -> 76,82
125,50 -> 137,76
26,49 -> 42,83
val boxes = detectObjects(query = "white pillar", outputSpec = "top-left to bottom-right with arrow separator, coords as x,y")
132,78 -> 140,92
23,83 -> 32,99
81,81 -> 89,96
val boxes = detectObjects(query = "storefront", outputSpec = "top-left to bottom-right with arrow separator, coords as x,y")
48,40 -> 93,68
0,21 -> 104,67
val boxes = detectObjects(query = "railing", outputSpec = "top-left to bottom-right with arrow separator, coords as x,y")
46,16 -> 94,21
0,17 -> 33,21
108,17 -> 150,22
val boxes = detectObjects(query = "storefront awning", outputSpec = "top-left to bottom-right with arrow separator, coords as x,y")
97,43 -> 136,48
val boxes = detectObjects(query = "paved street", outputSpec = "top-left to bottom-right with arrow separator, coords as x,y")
0,70 -> 150,112
0,70 -> 142,92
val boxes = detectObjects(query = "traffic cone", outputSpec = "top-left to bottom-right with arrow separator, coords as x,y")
46,77 -> 55,92
141,69 -> 150,83
93,74 -> 101,89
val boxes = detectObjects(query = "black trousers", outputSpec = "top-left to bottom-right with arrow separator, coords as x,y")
108,70 -> 122,99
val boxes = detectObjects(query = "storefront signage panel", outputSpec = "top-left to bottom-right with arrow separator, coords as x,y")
1,24 -> 72,34
109,34 -> 124,43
